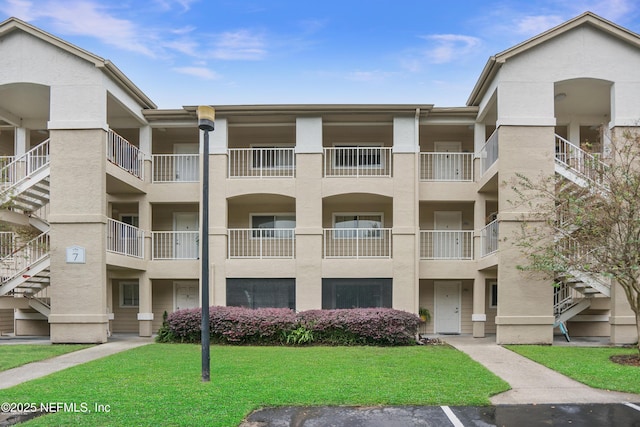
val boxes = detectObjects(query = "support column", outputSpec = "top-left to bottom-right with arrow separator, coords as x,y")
295,117 -> 323,310
137,272 -> 153,337
610,281 -> 637,344
473,193 -> 487,337
14,127 -> 29,156
392,116 -> 419,313
210,118 -> 227,307
495,126 -> 555,344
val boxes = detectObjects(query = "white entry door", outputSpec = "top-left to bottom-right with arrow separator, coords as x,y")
175,281 -> 199,311
434,141 -> 462,180
435,281 -> 461,334
174,212 -> 199,259
174,144 -> 199,182
434,211 -> 462,258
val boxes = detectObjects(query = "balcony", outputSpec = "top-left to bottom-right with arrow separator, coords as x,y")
228,228 -> 295,259
228,148 -> 295,178
106,218 -> 144,258
479,130 -> 498,176
152,231 -> 199,259
152,154 -> 199,182
107,130 -> 144,180
323,228 -> 392,258
420,230 -> 473,259
480,219 -> 498,257
324,147 -> 392,177
420,152 -> 473,181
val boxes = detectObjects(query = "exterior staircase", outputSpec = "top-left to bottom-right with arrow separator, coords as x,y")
553,134 -> 611,339
0,139 -> 51,318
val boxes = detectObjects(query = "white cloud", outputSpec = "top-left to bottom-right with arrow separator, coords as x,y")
514,15 -> 564,36
209,29 -> 267,60
421,34 -> 482,64
172,66 -> 219,80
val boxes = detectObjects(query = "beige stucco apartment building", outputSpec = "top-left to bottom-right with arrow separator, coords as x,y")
0,12 -> 638,344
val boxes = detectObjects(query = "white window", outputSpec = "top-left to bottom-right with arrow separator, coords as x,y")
251,214 -> 295,238
333,213 -> 383,238
333,144 -> 383,169
120,282 -> 139,308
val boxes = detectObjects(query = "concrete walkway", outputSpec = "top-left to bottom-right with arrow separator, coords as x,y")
0,334 -> 153,390
443,335 -> 640,405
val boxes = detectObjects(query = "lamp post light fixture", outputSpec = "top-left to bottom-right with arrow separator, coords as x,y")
197,105 -> 215,382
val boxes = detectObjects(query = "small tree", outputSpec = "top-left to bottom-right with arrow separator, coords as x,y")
510,127 -> 640,354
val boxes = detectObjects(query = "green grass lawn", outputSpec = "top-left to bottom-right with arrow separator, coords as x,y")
506,345 -> 640,394
2,344 -> 509,426
0,345 -> 91,372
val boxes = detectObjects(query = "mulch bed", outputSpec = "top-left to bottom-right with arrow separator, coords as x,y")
610,354 -> 640,367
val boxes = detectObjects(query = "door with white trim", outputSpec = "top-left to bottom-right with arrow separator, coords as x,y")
434,211 -> 462,258
435,281 -> 461,333
174,212 -> 199,259
434,141 -> 462,180
174,281 -> 199,311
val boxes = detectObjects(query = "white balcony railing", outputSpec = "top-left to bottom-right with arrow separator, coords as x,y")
107,130 -> 144,180
420,230 -> 473,259
0,231 -> 49,287
152,154 -> 199,182
152,231 -> 199,259
480,219 -> 498,257
420,152 -> 474,181
323,228 -> 391,258
106,218 -> 144,258
228,148 -> 295,178
479,130 -> 498,175
0,231 -> 15,259
324,147 -> 392,177
554,135 -> 607,184
228,229 -> 295,258
0,139 -> 49,188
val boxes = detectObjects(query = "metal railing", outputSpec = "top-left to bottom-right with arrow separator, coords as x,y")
479,130 -> 498,175
0,232 -> 15,259
152,231 -> 199,259
420,230 -> 473,259
0,139 -> 49,188
420,152 -> 473,181
324,147 -> 392,177
106,218 -> 144,258
152,154 -> 199,182
228,148 -> 295,178
107,130 -> 144,180
555,135 -> 607,184
0,231 -> 49,291
228,228 -> 295,258
323,228 -> 391,258
480,219 -> 498,257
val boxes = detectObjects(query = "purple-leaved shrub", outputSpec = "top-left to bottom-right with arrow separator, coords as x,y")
160,306 -> 420,346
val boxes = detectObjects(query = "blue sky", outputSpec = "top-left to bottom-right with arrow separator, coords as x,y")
1,0 -> 639,109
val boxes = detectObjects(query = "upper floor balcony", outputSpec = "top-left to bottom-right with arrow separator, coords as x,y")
480,219 -> 498,257
324,147 -> 392,177
419,152 -> 474,182
107,130 -> 144,180
419,230 -> 474,260
106,218 -> 144,259
152,154 -> 199,182
228,147 -> 296,178
479,130 -> 498,176
323,228 -> 392,258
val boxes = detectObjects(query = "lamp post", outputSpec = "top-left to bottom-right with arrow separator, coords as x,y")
197,105 -> 215,382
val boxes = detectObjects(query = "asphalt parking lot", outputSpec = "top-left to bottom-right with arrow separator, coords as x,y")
241,403 -> 640,426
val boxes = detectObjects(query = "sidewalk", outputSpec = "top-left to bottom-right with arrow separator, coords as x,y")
0,334 -> 153,390
442,335 -> 640,405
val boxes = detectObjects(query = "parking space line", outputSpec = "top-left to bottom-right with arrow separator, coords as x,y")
441,406 -> 464,427
624,402 -> 640,412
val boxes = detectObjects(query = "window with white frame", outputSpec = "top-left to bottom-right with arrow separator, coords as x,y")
120,282 -> 139,307
251,214 -> 295,238
489,281 -> 498,308
333,213 -> 383,238
333,144 -> 383,168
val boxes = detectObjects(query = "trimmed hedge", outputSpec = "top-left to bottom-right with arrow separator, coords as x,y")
158,307 -> 420,346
